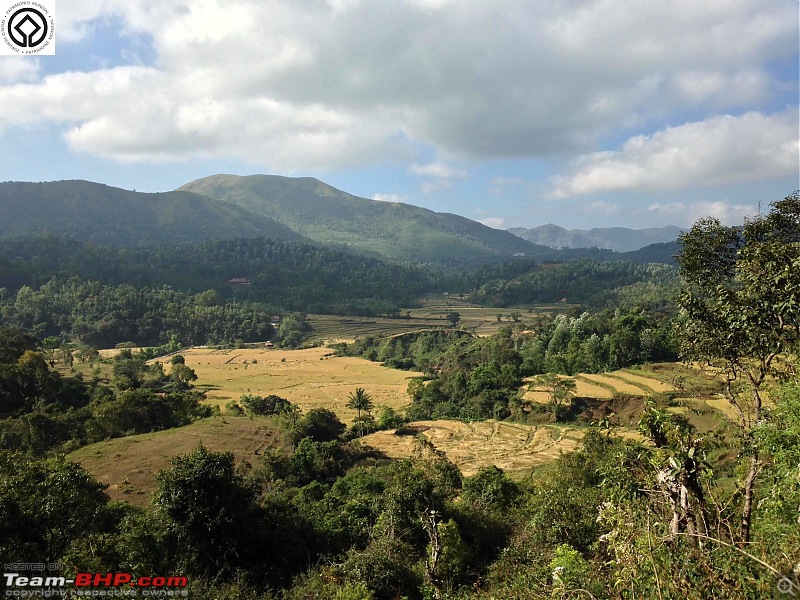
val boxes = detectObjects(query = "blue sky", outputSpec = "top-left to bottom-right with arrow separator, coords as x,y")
0,0 -> 797,230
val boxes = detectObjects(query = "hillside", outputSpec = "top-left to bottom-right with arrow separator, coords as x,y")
0,180 -> 303,247
508,223 -> 682,252
178,174 -> 543,265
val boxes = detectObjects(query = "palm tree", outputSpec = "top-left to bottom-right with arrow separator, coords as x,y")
346,388 -> 374,437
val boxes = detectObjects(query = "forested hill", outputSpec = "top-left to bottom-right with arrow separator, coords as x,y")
0,235 -> 438,314
0,180 -> 303,247
178,173 -> 546,266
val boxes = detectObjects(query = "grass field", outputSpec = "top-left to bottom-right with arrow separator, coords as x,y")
163,347 -> 422,423
362,420 -> 590,477
69,416 -> 287,506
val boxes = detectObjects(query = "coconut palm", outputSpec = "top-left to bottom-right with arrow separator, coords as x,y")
347,387 -> 374,437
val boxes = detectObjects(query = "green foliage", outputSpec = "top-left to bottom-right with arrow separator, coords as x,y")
294,408 -> 346,442
347,388 -> 375,437
0,451 -> 110,565
675,192 -> 800,544
469,258 -> 678,308
239,393 -> 298,416
153,445 -> 261,580
461,466 -> 521,513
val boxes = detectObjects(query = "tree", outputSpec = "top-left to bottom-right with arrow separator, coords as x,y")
445,312 -> 461,327
347,388 -> 375,437
153,445 -> 259,580
675,191 -> 800,544
170,363 -> 197,390
527,373 -> 576,417
0,452 -> 110,565
296,408 -> 346,442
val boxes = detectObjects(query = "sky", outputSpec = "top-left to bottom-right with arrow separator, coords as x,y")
0,0 -> 797,230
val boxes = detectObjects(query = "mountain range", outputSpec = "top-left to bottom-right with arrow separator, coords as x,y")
0,175 -> 679,266
507,224 -> 683,252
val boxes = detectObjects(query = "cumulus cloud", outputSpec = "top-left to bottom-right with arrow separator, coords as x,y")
549,110 -> 799,198
477,216 -> 506,229
372,193 -> 404,202
0,0 -> 795,170
645,200 -> 757,226
0,58 -> 40,84
410,161 -> 466,192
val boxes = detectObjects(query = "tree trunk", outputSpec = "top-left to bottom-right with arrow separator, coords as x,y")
740,453 -> 759,545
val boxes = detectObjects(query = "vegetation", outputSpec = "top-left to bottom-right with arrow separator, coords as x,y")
0,189 -> 796,598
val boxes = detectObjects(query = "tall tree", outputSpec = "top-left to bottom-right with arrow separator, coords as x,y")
675,191 -> 800,544
346,387 -> 374,437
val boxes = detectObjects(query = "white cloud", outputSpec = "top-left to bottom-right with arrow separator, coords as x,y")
409,162 -> 465,180
0,58 -> 40,84
645,201 -> 757,226
550,110 -> 799,198
372,193 -> 404,202
409,161 -> 466,192
0,0 -> 795,169
478,216 -> 506,228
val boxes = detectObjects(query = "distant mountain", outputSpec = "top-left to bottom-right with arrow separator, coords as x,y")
0,180 -> 303,247
178,174 -> 543,265
508,224 -> 683,252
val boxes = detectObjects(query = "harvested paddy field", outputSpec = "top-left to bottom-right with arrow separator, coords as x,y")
618,370 -> 676,393
166,347 -> 421,423
579,373 -> 651,395
69,416 -> 286,507
308,297 -> 571,342
363,420 -> 587,476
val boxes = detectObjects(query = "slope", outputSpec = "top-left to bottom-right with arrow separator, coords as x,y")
178,174 -> 541,265
0,180 -> 303,247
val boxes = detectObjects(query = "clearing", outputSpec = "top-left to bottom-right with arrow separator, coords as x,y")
69,416 -> 286,507
163,346 -> 421,423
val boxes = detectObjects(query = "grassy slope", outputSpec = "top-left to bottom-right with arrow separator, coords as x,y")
0,180 -> 303,247
178,174 -> 544,264
69,416 -> 288,506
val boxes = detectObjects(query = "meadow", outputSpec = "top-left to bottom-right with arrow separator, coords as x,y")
69,415 -> 287,506
166,346 -> 422,422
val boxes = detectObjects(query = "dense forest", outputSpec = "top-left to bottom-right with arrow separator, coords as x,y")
0,233 -> 679,349
0,193 -> 797,598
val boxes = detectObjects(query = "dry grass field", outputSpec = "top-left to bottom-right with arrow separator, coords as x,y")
163,347 -> 422,423
362,420 -> 588,476
68,416 -> 286,506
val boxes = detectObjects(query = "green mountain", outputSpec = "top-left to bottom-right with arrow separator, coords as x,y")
0,180 -> 303,247
178,174 -> 541,265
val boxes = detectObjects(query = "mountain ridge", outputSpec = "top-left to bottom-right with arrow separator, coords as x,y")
178,173 -> 545,265
508,223 -> 683,252
0,180 -> 304,247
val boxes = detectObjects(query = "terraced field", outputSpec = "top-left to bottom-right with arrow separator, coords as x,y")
523,369 -> 676,402
308,297 -> 571,342
363,420 -> 589,476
